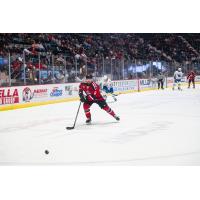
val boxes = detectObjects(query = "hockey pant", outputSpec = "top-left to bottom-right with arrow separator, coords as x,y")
83,100 -> 116,120
103,86 -> 114,94
103,86 -> 117,101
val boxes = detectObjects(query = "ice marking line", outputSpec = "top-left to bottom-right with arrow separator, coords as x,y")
102,121 -> 173,144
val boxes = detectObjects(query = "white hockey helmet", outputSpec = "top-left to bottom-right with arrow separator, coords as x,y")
103,75 -> 108,80
178,67 -> 182,71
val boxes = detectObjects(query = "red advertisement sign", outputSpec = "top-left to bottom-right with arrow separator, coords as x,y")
33,88 -> 48,98
0,89 -> 19,105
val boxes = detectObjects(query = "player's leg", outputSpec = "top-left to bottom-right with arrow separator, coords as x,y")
83,102 -> 92,123
158,81 -> 160,89
172,80 -> 176,90
112,95 -> 117,101
178,80 -> 182,90
109,87 -> 117,101
97,100 -> 120,121
192,79 -> 195,88
161,80 -> 164,89
101,90 -> 108,100
188,80 -> 191,88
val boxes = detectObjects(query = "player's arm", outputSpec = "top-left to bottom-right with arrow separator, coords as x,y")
86,93 -> 95,101
79,84 -> 86,102
94,84 -> 105,101
81,82 -> 96,102
174,71 -> 176,79
181,72 -> 184,78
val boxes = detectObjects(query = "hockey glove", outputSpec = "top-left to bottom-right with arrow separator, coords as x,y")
80,96 -> 86,103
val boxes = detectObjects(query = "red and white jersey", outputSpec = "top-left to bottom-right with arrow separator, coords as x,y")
79,81 -> 104,101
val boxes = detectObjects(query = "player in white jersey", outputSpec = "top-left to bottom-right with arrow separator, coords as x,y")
101,75 -> 117,101
173,67 -> 183,90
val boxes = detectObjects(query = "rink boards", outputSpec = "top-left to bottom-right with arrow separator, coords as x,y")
1,76 -> 200,111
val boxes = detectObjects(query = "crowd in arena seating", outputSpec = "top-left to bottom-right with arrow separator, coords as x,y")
0,33 -> 200,86
139,33 -> 200,63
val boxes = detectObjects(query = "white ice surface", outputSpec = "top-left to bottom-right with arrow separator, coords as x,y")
0,86 -> 200,165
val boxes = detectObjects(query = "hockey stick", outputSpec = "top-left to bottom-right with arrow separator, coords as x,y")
66,101 -> 82,130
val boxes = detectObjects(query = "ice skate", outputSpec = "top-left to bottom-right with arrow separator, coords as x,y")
86,118 -> 91,124
114,115 -> 120,121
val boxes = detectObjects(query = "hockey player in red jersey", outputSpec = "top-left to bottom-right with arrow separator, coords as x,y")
79,74 -> 120,124
187,70 -> 195,89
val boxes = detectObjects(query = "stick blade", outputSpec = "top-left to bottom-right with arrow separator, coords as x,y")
66,126 -> 74,130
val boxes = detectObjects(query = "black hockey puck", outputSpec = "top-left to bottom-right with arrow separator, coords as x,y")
45,150 -> 49,154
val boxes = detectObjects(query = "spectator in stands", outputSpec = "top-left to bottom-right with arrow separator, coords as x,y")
0,33 -> 200,86
79,64 -> 87,79
11,57 -> 23,79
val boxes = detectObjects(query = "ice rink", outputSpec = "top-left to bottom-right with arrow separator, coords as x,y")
0,86 -> 200,165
